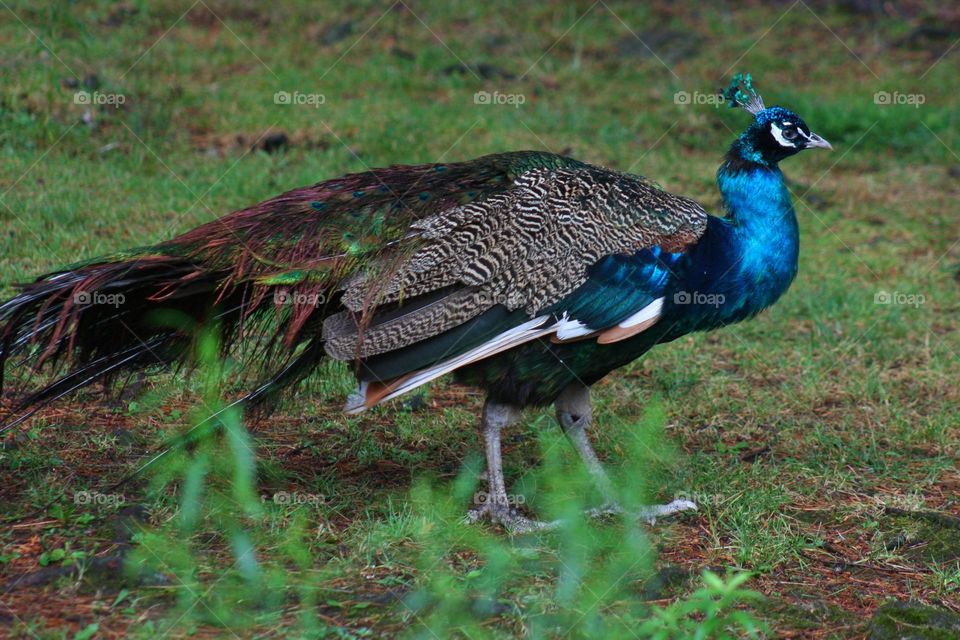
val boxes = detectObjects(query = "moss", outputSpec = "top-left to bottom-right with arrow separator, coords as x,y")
911,523 -> 960,564
882,514 -> 960,564
760,596 -> 857,634
868,601 -> 960,640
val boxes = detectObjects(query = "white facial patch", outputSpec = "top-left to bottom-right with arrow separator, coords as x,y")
769,122 -> 797,148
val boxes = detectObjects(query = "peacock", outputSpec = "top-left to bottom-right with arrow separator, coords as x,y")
0,75 -> 830,531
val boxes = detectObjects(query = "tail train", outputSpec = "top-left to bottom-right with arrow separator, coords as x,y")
0,251 -> 334,431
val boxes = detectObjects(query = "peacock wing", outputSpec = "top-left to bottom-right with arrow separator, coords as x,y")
326,165 -> 708,372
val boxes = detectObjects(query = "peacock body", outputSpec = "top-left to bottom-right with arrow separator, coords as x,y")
0,75 -> 831,530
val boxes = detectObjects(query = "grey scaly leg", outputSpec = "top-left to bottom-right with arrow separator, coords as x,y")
466,399 -> 550,533
555,382 -> 617,502
554,382 -> 697,524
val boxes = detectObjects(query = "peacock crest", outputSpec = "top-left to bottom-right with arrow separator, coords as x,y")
722,72 -> 765,115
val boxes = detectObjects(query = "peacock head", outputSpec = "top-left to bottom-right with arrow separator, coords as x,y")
723,73 -> 832,166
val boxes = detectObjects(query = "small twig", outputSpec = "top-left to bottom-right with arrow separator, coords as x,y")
9,519 -> 59,529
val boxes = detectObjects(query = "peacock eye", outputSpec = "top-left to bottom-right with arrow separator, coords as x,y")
782,128 -> 799,141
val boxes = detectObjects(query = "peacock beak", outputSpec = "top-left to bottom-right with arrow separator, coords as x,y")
805,132 -> 833,150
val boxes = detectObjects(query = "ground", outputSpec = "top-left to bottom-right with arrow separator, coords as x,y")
1,1 -> 959,638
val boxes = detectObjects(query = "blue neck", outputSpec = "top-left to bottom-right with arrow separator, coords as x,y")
662,158 -> 799,335
714,159 -> 799,316
717,160 -> 796,235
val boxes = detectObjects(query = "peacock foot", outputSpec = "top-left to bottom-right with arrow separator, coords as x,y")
466,498 -> 697,534
465,500 -> 552,534
584,502 -> 625,519
584,498 -> 697,524
633,498 -> 698,524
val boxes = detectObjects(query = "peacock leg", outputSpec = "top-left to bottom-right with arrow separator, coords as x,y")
555,382 -> 619,510
555,382 -> 697,524
466,399 -> 550,533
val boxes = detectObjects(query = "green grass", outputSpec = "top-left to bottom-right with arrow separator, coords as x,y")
2,0 -> 959,637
